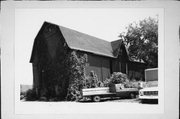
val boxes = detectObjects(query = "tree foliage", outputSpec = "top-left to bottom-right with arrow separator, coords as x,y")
65,51 -> 87,101
103,72 -> 140,88
119,17 -> 158,68
83,71 -> 104,89
103,72 -> 128,85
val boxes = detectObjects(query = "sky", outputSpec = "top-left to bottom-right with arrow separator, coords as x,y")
15,8 -> 159,85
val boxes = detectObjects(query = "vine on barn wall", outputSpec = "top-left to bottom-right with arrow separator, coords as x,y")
65,51 -> 88,101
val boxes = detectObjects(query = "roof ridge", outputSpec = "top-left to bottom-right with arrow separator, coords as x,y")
45,21 -> 111,44
110,39 -> 123,43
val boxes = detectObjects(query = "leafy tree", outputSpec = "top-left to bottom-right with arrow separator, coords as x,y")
119,17 -> 158,68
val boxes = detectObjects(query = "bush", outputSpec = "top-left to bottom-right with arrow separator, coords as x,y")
103,72 -> 143,89
25,89 -> 38,101
83,71 -> 104,88
20,91 -> 26,100
66,85 -> 81,101
66,70 -> 104,101
103,72 -> 129,86
65,51 -> 87,101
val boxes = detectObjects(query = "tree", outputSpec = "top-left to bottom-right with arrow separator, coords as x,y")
119,17 -> 158,68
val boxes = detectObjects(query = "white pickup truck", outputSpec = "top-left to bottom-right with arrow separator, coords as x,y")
139,68 -> 158,103
81,84 -> 139,102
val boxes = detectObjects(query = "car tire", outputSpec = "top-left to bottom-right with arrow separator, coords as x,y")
93,96 -> 101,102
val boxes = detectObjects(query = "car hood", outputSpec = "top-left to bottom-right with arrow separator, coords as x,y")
140,87 -> 158,91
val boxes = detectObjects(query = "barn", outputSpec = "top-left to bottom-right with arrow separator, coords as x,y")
30,21 -> 146,98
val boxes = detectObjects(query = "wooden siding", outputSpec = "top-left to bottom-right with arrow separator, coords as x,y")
128,61 -> 147,81
111,60 -> 128,74
111,44 -> 129,74
85,54 -> 111,81
32,64 -> 40,89
31,25 -> 69,96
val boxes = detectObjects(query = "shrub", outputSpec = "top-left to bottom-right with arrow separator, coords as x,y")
20,91 -> 26,100
103,72 -> 143,89
66,85 -> 81,101
103,72 -> 129,86
65,51 -> 87,101
66,70 -> 104,101
83,71 -> 98,88
25,89 -> 38,101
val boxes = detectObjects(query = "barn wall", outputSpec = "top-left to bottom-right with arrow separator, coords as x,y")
85,54 -> 111,81
111,60 -> 119,72
128,61 -> 147,81
43,24 -> 66,61
111,44 -> 129,74
32,64 -> 40,89
101,57 -> 111,80
111,60 -> 128,74
31,24 -> 70,98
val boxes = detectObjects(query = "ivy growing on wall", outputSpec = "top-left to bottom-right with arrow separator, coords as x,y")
65,51 -> 87,101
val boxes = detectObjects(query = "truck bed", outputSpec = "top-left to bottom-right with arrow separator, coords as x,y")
82,86 -> 138,97
82,87 -> 115,96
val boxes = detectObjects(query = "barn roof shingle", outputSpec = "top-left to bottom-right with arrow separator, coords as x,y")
58,25 -> 115,58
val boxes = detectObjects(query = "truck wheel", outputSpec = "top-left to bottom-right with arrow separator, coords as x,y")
141,99 -> 145,103
81,97 -> 86,101
130,93 -> 136,99
93,96 -> 101,102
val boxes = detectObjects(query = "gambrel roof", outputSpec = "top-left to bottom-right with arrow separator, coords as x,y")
58,24 -> 115,58
30,21 -> 142,63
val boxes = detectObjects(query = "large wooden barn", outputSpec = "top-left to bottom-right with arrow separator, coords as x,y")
30,21 -> 146,98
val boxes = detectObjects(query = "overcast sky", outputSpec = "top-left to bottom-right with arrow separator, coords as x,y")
15,8 -> 159,85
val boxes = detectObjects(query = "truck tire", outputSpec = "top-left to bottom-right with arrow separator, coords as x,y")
81,97 -> 87,101
141,99 -> 145,103
93,96 -> 101,102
